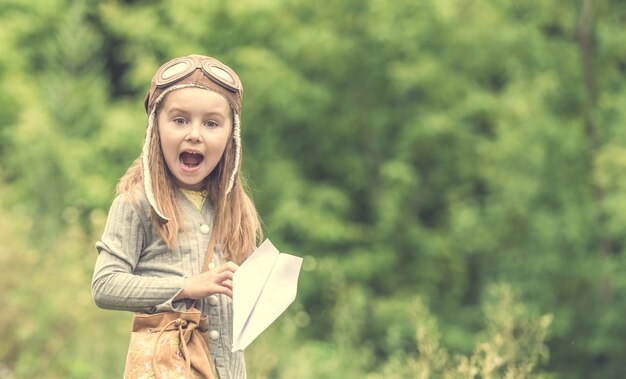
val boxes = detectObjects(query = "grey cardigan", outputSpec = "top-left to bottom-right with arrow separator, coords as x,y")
92,191 -> 246,379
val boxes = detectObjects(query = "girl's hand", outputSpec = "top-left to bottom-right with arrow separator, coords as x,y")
175,262 -> 239,300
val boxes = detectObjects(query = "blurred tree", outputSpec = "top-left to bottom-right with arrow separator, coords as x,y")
1,0 -> 626,377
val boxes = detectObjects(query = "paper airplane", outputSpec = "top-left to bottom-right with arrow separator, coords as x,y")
231,239 -> 303,352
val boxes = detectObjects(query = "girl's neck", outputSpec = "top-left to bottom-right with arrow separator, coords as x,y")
177,182 -> 204,191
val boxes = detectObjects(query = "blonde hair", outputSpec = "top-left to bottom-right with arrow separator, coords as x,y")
117,111 -> 262,264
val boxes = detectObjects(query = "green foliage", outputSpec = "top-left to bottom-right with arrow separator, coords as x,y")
375,283 -> 552,379
1,0 -> 626,377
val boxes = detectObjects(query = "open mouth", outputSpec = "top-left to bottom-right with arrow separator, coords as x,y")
180,151 -> 205,169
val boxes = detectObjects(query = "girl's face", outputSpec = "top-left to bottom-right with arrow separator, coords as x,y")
157,87 -> 232,191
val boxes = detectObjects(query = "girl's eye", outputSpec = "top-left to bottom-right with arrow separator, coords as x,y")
173,118 -> 187,126
204,120 -> 219,128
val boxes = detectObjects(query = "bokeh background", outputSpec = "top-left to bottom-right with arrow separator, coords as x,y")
1,0 -> 625,378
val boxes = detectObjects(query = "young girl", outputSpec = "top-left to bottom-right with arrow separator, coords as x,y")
92,54 -> 262,379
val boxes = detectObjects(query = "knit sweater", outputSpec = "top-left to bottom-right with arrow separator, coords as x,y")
92,190 -> 246,379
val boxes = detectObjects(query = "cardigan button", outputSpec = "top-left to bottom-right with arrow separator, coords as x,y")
200,224 -> 210,234
208,262 -> 216,270
209,330 -> 220,340
208,295 -> 218,306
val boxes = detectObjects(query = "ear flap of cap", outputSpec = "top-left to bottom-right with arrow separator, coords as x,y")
142,103 -> 169,223
226,113 -> 242,195
144,83 -> 156,114
144,93 -> 150,114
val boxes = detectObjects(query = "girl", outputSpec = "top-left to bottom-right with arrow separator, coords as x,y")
92,54 -> 262,379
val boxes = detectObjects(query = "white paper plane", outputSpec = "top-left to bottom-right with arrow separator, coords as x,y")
231,239 -> 303,352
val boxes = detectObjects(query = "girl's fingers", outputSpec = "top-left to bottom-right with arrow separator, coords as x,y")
217,269 -> 235,281
222,279 -> 233,290
214,261 -> 239,274
187,262 -> 238,298
222,288 -> 233,298
211,283 -> 233,298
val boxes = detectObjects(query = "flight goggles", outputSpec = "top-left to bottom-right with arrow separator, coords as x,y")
145,54 -> 243,114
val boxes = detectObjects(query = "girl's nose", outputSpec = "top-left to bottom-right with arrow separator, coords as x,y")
186,122 -> 202,142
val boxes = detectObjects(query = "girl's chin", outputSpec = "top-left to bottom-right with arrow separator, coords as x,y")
175,178 -> 205,191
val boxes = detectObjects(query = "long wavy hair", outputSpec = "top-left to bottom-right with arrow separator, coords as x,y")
116,107 -> 262,264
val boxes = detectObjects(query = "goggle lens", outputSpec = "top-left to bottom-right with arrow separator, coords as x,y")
161,61 -> 192,81
202,61 -> 239,90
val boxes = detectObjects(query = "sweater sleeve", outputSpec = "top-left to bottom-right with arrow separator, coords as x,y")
91,195 -> 185,313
